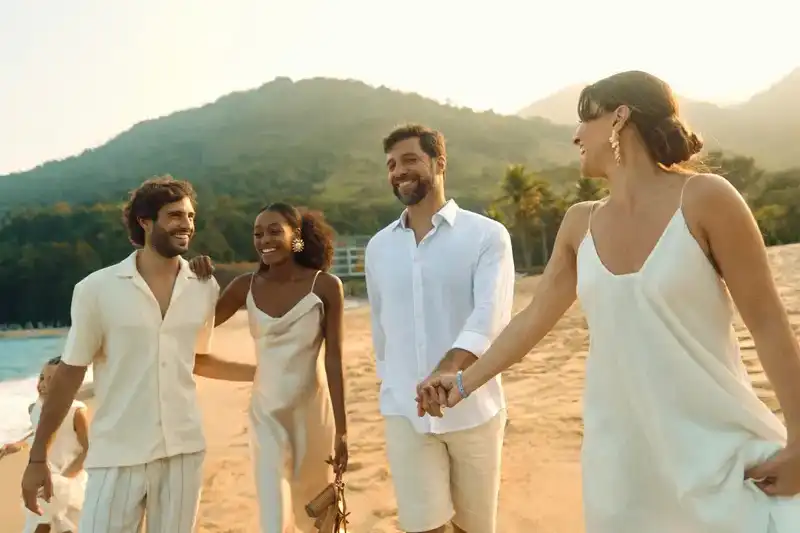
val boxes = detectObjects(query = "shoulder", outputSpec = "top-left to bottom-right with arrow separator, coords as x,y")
459,209 -> 509,234
681,173 -> 749,226
75,263 -> 118,293
682,172 -> 742,205
366,223 -> 397,250
225,273 -> 254,293
559,201 -> 597,251
315,272 -> 344,303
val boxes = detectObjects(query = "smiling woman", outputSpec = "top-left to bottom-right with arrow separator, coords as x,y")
188,202 -> 349,533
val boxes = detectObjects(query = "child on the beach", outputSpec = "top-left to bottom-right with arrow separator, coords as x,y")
0,357 -> 89,533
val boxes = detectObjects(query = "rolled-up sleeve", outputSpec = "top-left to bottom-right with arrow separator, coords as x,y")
61,279 -> 103,367
451,224 -> 515,356
365,243 -> 386,380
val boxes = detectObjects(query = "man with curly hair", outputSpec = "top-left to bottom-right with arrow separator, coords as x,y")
21,176 -> 255,533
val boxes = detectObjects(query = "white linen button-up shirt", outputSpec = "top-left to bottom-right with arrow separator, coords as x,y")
61,251 -> 218,468
365,199 -> 515,434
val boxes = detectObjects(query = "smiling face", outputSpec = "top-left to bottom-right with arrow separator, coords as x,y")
253,210 -> 296,267
385,137 -> 443,206
37,363 -> 58,397
140,197 -> 195,258
573,100 -> 625,179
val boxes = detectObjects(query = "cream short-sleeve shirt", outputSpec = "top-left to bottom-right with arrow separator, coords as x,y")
61,251 -> 219,468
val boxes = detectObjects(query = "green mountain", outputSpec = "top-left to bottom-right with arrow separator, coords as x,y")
0,77 -> 579,213
517,68 -> 800,170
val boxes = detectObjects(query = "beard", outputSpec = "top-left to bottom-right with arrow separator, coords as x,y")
150,223 -> 192,258
392,174 -> 431,206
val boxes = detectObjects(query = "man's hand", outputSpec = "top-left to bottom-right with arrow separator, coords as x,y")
21,461 -> 52,515
188,255 -> 215,280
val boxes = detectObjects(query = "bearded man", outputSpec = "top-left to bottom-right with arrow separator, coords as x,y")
21,176 -> 252,533
364,125 -> 515,533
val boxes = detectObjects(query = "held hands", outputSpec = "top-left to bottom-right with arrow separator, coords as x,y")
745,442 -> 800,496
415,371 -> 467,418
188,255 -> 215,280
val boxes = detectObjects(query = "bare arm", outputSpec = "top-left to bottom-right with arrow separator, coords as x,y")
31,280 -> 99,463
193,274 -> 256,381
61,406 -> 89,477
459,203 -> 590,396
694,174 -> 800,437
319,273 -> 348,437
213,273 -> 251,327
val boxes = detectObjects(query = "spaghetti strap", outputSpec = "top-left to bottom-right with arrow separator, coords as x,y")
309,270 -> 322,294
249,272 -> 257,291
678,173 -> 698,208
585,199 -> 603,237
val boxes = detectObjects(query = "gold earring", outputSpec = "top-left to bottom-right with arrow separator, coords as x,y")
609,130 -> 622,165
291,236 -> 305,253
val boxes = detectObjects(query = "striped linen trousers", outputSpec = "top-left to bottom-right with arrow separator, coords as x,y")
78,452 -> 205,533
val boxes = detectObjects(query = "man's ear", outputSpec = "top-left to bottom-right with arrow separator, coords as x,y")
138,217 -> 152,235
435,155 -> 447,176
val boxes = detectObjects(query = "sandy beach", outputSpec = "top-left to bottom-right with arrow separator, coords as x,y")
2,243 -> 799,532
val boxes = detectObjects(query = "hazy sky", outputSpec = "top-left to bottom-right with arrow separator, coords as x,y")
1,0 -> 797,175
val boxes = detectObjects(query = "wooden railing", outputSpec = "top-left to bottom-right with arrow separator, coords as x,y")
330,236 -> 369,279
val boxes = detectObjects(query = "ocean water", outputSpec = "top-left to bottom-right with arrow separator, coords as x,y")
0,300 -> 365,445
0,335 -> 94,444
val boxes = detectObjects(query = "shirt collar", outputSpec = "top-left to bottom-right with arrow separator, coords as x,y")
393,199 -> 459,231
114,250 -> 197,280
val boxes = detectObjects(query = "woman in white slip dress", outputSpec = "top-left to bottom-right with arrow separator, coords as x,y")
417,71 -> 800,532
190,202 -> 348,533
1,357 -> 89,533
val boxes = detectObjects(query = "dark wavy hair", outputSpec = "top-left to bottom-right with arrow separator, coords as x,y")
122,176 -> 197,246
577,70 -> 704,168
259,202 -> 335,271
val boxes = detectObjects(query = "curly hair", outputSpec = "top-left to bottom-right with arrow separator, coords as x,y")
261,202 -> 335,271
122,176 -> 197,246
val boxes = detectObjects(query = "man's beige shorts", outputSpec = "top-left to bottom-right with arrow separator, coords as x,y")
384,409 -> 506,532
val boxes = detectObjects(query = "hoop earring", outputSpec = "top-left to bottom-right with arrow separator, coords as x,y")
609,129 -> 622,165
291,236 -> 305,253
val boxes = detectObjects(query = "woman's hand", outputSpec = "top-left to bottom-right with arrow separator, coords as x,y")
188,255 -> 215,280
745,442 -> 800,496
333,434 -> 348,474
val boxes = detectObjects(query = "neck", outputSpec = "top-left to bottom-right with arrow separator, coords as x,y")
605,150 -> 665,211
264,258 -> 301,281
136,246 -> 180,277
405,187 -> 447,228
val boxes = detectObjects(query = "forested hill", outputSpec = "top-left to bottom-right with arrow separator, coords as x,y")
0,77 -> 579,214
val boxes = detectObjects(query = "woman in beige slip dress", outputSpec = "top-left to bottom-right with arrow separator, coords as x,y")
191,202 -> 348,533
418,71 -> 800,532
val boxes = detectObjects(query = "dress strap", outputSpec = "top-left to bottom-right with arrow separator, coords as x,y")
678,174 -> 698,209
309,270 -> 322,294
585,199 -> 604,238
